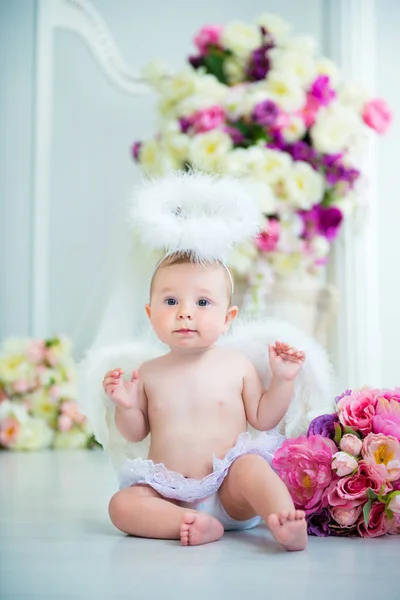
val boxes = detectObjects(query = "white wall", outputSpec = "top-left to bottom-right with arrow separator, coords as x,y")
376,0 -> 400,387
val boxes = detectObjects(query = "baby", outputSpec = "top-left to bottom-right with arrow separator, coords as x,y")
103,252 -> 308,551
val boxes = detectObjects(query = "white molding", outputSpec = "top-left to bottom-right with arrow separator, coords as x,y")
327,0 -> 382,389
31,0 -> 151,336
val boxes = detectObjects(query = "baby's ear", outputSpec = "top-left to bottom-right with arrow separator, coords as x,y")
224,305 -> 238,330
145,304 -> 151,319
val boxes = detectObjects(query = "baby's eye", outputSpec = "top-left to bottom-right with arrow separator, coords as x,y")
197,298 -> 210,307
165,297 -> 177,306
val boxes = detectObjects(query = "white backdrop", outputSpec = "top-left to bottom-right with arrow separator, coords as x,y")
0,0 -> 399,391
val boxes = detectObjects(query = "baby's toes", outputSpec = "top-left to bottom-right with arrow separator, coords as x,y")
279,510 -> 289,524
295,510 -> 305,520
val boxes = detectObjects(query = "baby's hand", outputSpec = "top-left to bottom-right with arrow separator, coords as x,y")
268,341 -> 305,381
102,368 -> 140,409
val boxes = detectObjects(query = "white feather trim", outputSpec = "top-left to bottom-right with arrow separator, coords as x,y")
129,171 -> 263,262
79,318 -> 335,471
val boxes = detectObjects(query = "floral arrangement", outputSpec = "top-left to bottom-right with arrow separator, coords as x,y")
132,13 -> 391,304
0,337 -> 96,451
273,387 -> 400,537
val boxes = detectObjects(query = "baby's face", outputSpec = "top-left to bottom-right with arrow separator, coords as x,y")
146,262 -> 237,350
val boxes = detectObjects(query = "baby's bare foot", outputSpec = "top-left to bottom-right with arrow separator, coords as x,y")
267,509 -> 308,551
180,512 -> 224,546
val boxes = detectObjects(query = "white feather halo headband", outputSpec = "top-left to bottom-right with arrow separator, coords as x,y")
128,171 -> 263,263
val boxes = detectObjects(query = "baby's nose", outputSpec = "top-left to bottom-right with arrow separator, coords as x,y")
178,308 -> 192,320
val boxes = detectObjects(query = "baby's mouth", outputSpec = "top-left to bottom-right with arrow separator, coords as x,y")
175,328 -> 197,333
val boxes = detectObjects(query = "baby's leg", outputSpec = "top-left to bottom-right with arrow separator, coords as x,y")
219,455 -> 307,551
109,484 -> 224,545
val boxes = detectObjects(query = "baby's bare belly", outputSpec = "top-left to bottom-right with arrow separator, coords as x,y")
148,422 -> 247,479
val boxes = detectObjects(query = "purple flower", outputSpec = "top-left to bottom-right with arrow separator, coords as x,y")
306,508 -> 333,537
179,117 -> 193,133
131,141 -> 142,162
309,75 -> 336,106
223,125 -> 245,145
246,44 -> 273,81
335,389 -> 352,404
300,204 -> 343,243
252,99 -> 279,127
287,141 -> 317,164
266,131 -> 286,151
188,55 -> 204,69
307,413 -> 339,440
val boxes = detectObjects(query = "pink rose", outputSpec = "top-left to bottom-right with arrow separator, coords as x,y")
372,397 -> 400,441
0,417 -> 21,447
362,433 -> 400,481
192,106 -> 226,133
26,340 -> 46,364
273,435 -> 337,514
339,433 -> 362,456
255,219 -> 280,252
337,389 -> 377,434
387,514 -> 400,534
58,414 -> 73,432
61,401 -> 86,425
194,25 -> 223,55
357,502 -> 388,537
331,505 -> 362,527
332,451 -> 358,476
12,379 -> 30,394
387,491 -> 400,516
328,461 -> 391,508
362,98 -> 392,134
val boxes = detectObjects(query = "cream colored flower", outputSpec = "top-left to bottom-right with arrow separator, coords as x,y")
310,235 -> 331,258
283,161 -> 324,209
141,59 -> 169,90
30,390 -> 58,424
224,148 -> 252,176
269,49 -> 316,87
53,428 -> 88,450
0,338 -> 35,385
12,417 -> 53,451
139,139 -> 177,175
281,115 -> 307,143
248,147 -> 292,185
0,399 -> 29,422
282,36 -> 317,56
159,68 -> 197,102
221,21 -> 262,58
256,13 -> 291,42
338,82 -> 369,112
177,74 -> 228,116
316,57 -> 340,88
229,242 -> 258,277
264,71 -> 306,112
311,103 -> 362,154
189,130 -> 232,172
223,56 -> 246,84
223,85 -> 248,120
241,88 -> 274,116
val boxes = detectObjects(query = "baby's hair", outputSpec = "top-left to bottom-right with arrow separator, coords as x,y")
149,251 -> 234,302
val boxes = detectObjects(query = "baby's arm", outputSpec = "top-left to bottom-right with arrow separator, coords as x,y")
103,368 -> 149,442
242,342 -> 305,431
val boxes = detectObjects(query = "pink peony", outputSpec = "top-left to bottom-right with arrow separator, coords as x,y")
26,340 -> 46,363
332,451 -> 358,476
362,98 -> 392,134
387,514 -> 400,534
331,505 -> 362,527
300,95 -> 321,128
339,433 -> 362,456
357,502 -> 388,537
61,401 -> 86,425
362,433 -> 400,481
12,379 -> 30,394
192,106 -> 226,133
255,220 -> 280,252
194,25 -> 223,55
273,435 -> 337,514
337,388 -> 378,434
0,417 -> 21,447
327,461 -> 391,508
58,414 -> 73,432
372,397 -> 400,441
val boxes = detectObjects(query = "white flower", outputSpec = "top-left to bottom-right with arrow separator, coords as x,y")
223,57 -> 246,85
223,85 -> 248,120
264,71 -> 306,112
269,49 -> 316,87
139,139 -> 177,175
189,130 -> 232,172
0,338 -> 35,385
0,399 -> 29,422
338,82 -> 369,112
281,114 -> 306,143
176,74 -> 227,116
221,21 -> 262,58
229,242 -> 258,277
310,235 -> 331,258
158,68 -> 197,103
224,148 -> 252,175
283,161 -> 324,209
282,36 -> 317,56
53,429 -> 89,450
241,88 -> 274,116
141,59 -> 169,90
30,390 -> 58,424
253,181 -> 279,214
256,13 -> 291,42
311,102 -> 362,154
248,147 -> 292,185
316,57 -> 340,88
12,417 -> 53,451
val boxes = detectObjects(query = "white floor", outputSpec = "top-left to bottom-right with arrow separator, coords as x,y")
0,450 -> 398,600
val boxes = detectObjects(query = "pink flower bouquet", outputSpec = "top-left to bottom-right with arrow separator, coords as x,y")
273,387 -> 400,537
0,337 -> 97,451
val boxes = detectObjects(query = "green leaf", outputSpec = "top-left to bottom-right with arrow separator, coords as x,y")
366,488 -> 379,501
334,422 -> 342,445
202,53 -> 229,84
363,499 -> 373,526
343,426 -> 360,437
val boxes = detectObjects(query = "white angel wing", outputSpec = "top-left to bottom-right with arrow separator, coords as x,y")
218,317 -> 336,438
78,339 -> 162,470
